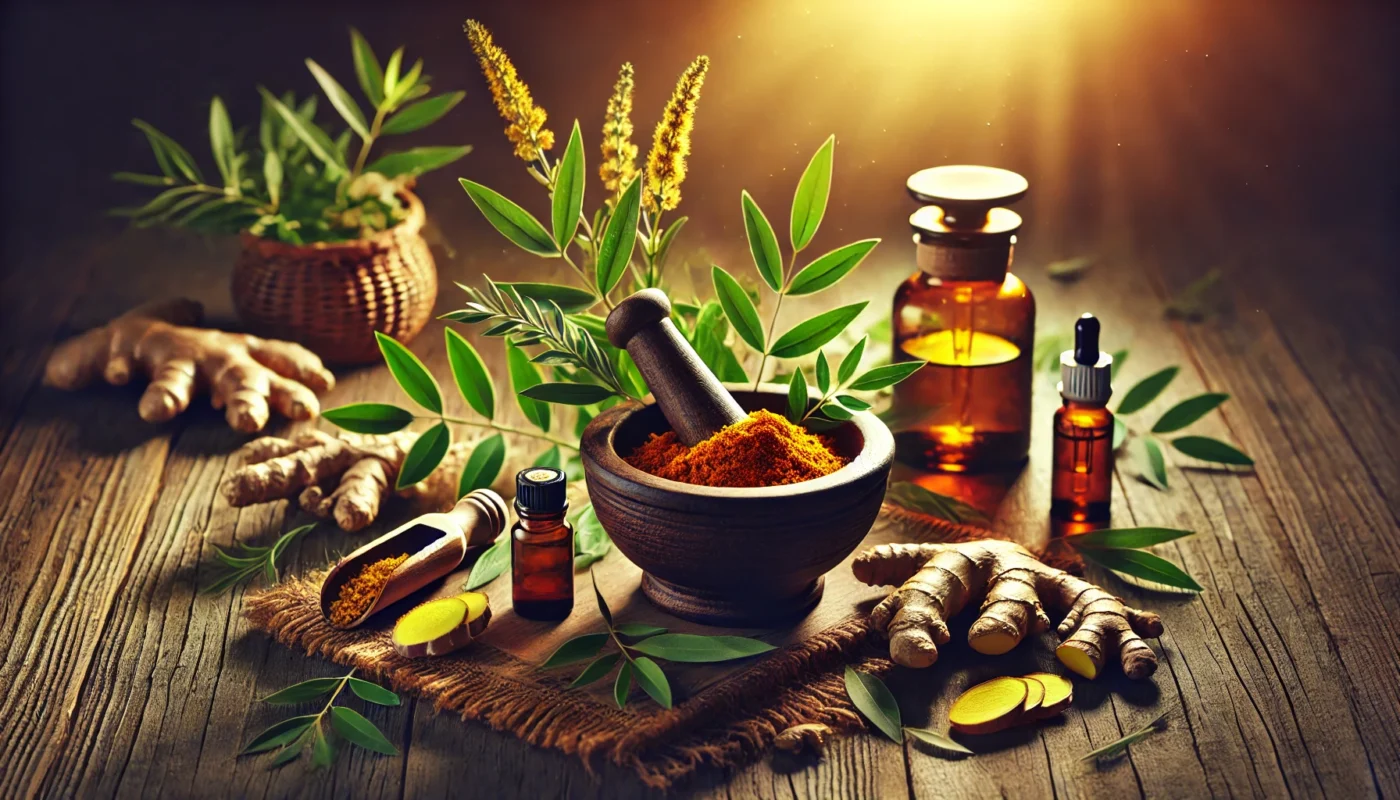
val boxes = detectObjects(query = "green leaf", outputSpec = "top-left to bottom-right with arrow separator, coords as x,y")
329,706 -> 399,756
1110,349 -> 1129,381
519,383 -> 616,406
572,503 -> 611,570
741,190 -> 785,292
817,402 -> 854,422
844,667 -> 902,743
614,623 -> 667,639
383,46 -> 404,99
321,402 -> 415,434
306,59 -> 368,138
444,328 -> 494,420
848,361 -> 924,392
458,433 -> 505,497
1152,393 -> 1229,434
770,303 -> 868,359
241,715 -> 317,754
464,534 -> 509,590
653,216 -> 688,270
459,179 -> 557,257
786,369 -> 808,424
1139,436 -> 1169,490
904,726 -> 973,756
689,300 -> 749,382
496,282 -> 596,314
1116,366 -> 1179,416
1069,527 -> 1194,550
1046,255 -> 1094,281
260,677 -> 342,705
270,731 -> 308,766
388,58 -> 423,106
884,482 -> 990,525
257,89 -> 345,175
132,119 -> 203,183
506,343 -> 551,432
310,723 -> 336,769
350,28 -> 385,108
208,97 -> 236,187
595,177 -> 642,296
1113,416 -> 1128,450
553,121 -> 586,251
534,445 -> 562,470
1077,547 -> 1203,591
790,134 -> 834,251
591,570 -> 614,627
571,653 -> 621,688
787,239 -> 880,296
263,151 -> 282,208
368,145 -> 471,178
1080,711 -> 1170,762
1165,269 -> 1224,321
1171,436 -> 1253,466
380,91 -> 464,135
835,394 -> 872,411
631,656 -> 673,709
111,172 -> 176,187
613,660 -> 633,708
838,336 -> 867,385
628,633 -> 775,663
397,422 -> 450,489
816,352 -> 831,394
540,633 -> 611,669
376,332 -> 442,414
348,678 -> 401,707
711,265 -> 766,352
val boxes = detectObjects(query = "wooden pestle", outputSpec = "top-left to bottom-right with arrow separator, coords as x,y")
606,289 -> 746,446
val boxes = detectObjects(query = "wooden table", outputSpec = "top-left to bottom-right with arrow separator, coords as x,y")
1,1 -> 1396,797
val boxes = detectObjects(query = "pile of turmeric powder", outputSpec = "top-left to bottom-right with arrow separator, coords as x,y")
626,410 -> 847,488
328,553 -> 408,627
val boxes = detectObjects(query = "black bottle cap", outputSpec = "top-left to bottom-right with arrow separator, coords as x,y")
1073,313 -> 1101,366
515,467 -> 567,514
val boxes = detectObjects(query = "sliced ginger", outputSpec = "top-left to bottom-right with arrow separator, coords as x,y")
948,677 -> 1027,735
1020,677 -> 1045,716
1024,672 -> 1074,719
392,592 -> 492,658
44,299 -> 334,433
853,540 -> 1164,679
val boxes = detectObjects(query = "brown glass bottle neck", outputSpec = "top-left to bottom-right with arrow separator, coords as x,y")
515,505 -> 569,533
916,241 -> 1013,282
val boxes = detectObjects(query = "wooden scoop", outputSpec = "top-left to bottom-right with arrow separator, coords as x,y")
319,489 -> 508,629
606,289 -> 746,446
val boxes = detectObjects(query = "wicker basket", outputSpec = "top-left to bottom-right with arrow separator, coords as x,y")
232,191 -> 437,364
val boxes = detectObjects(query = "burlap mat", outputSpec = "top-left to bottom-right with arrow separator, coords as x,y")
246,506 -> 1045,789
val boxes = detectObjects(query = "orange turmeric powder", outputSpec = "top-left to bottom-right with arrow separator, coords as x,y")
329,554 -> 408,626
626,410 -> 847,488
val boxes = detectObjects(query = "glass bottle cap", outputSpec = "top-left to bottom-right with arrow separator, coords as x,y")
907,165 -> 1027,235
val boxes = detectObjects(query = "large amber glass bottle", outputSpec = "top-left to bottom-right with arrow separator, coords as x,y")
891,166 -> 1035,472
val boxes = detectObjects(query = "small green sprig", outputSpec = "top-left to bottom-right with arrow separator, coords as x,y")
201,523 -> 314,595
537,573 -> 775,709
1065,527 -> 1202,592
787,337 -> 925,429
240,670 -> 400,769
844,667 -> 972,756
1079,710 -> 1171,762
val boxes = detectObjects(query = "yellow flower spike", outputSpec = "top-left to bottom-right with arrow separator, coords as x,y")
643,55 -> 710,214
600,62 -> 638,196
463,20 -> 554,163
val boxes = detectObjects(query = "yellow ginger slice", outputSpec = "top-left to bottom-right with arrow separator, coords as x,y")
949,677 -> 1027,735
392,592 -> 491,658
1020,676 -> 1046,716
1023,672 -> 1074,719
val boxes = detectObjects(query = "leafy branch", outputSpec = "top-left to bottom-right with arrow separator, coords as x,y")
537,573 -> 775,709
786,337 -> 925,429
240,670 -> 400,769
201,524 -> 314,595
844,667 -> 972,757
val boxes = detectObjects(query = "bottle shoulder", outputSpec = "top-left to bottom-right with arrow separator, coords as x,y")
1054,403 -> 1113,429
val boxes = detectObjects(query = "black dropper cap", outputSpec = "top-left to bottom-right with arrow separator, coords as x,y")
515,467 -> 567,514
1074,314 -> 1101,365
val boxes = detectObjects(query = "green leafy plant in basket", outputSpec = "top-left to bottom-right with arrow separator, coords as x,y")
320,21 -> 926,499
111,29 -> 470,244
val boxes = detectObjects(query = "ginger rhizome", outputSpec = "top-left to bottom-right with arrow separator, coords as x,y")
43,299 -> 334,433
222,430 -> 468,531
853,540 -> 1164,679
328,554 -> 408,627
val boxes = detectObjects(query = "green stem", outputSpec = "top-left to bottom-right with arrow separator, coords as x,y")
753,251 -> 799,390
434,415 -> 580,451
351,107 -> 388,179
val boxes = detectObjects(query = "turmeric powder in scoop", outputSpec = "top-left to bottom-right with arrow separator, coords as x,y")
625,410 -> 847,488
328,553 -> 408,627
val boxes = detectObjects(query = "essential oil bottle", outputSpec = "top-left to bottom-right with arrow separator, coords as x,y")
891,165 -> 1035,472
511,467 -> 574,621
1051,314 -> 1115,523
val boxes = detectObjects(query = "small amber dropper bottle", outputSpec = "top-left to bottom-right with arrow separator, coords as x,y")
511,467 -> 574,621
1051,314 -> 1115,524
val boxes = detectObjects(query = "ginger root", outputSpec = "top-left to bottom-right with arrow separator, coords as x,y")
221,429 -> 467,531
44,299 -> 334,433
774,723 -> 832,756
853,541 -> 1164,679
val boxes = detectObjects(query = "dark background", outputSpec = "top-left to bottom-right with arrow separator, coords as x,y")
2,0 -> 1395,300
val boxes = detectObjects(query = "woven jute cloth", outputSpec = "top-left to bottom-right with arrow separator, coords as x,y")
246,506 -> 1058,788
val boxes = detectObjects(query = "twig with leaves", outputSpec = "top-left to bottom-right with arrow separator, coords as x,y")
240,671 -> 401,769
201,524 -> 314,595
843,667 -> 972,757
536,573 -> 775,709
